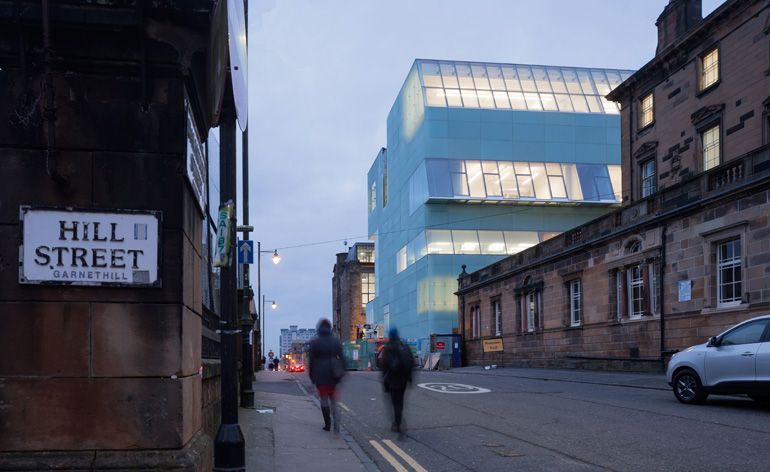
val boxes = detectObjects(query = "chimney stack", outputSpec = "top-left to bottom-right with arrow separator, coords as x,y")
656,0 -> 703,54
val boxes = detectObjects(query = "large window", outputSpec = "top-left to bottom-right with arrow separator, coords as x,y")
422,159 -> 621,204
700,48 -> 719,91
717,238 -> 742,306
396,246 -> 407,273
361,273 -> 375,306
357,245 -> 375,263
569,280 -> 582,327
493,300 -> 502,336
627,265 -> 644,319
639,92 -> 654,129
641,159 -> 656,198
418,61 -> 629,114
702,125 -> 721,171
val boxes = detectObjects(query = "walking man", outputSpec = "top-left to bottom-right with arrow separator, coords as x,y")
381,327 -> 413,436
308,318 -> 346,432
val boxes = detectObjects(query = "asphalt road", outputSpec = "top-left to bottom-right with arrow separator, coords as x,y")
315,368 -> 770,472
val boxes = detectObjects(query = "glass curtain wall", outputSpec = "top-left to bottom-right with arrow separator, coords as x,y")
419,60 -> 633,114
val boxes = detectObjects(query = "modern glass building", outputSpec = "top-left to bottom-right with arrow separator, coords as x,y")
367,59 -> 633,351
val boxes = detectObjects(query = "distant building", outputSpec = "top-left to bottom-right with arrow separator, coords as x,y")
332,243 -> 375,341
458,0 -> 770,370
367,59 -> 633,347
279,325 -> 316,358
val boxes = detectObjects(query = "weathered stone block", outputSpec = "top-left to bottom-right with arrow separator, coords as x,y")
0,302 -> 90,377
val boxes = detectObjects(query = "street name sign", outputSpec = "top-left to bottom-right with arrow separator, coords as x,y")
19,207 -> 161,287
238,240 -> 254,264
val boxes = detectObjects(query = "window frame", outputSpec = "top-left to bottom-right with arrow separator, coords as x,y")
492,299 -> 503,336
526,291 -> 537,332
716,238 -> 742,308
569,279 -> 582,327
640,158 -> 657,198
698,46 -> 720,93
638,91 -> 654,130
627,264 -> 645,320
471,305 -> 481,338
701,123 -> 721,172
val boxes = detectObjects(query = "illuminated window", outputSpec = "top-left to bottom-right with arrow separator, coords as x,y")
357,245 -> 375,263
700,48 -> 719,91
526,291 -> 538,332
639,92 -> 654,128
702,124 -> 720,170
361,273 -> 375,306
452,230 -> 480,254
641,159 -> 656,198
417,60 -> 632,114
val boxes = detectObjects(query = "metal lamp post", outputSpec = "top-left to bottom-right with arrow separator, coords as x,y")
262,295 -> 277,358
257,242 -> 280,363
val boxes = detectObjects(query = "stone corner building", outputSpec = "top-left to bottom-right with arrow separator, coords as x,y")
457,0 -> 770,371
0,1 -> 235,470
332,242 -> 375,342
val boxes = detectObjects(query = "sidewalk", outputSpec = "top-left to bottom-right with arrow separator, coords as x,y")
447,365 -> 670,390
241,370 -> 374,472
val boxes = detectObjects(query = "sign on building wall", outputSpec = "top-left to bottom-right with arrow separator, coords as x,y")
482,338 -> 504,353
678,280 -> 692,302
185,94 -> 207,213
19,207 -> 161,287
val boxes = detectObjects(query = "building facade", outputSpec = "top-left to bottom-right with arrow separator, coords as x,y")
367,59 -> 633,351
332,242 -> 376,341
279,325 -> 316,358
457,0 -> 770,371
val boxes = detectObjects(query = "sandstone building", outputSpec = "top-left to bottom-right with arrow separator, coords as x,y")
457,0 -> 770,371
332,242 -> 375,341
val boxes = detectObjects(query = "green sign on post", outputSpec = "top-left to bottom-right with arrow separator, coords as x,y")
214,200 -> 234,268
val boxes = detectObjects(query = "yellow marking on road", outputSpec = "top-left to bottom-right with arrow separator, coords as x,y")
369,440 -> 408,472
383,439 -> 428,472
339,402 -> 351,412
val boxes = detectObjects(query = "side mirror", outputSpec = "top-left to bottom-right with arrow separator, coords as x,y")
708,336 -> 720,347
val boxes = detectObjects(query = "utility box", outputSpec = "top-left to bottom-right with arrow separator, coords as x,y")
431,334 -> 463,369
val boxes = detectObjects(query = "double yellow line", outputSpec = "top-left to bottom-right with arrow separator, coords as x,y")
369,439 -> 428,472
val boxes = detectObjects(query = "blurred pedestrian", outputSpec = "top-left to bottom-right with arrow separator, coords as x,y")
381,327 -> 413,436
273,358 -> 279,371
261,356 -> 266,371
308,318 -> 346,432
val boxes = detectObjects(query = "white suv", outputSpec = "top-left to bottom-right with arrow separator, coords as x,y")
666,314 -> 770,404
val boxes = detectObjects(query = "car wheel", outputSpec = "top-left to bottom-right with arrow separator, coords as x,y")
673,369 -> 708,404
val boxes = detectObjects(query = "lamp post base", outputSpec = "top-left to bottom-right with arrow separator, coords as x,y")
213,423 -> 245,471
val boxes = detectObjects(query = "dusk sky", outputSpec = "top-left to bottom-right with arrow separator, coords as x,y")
244,0 -> 723,355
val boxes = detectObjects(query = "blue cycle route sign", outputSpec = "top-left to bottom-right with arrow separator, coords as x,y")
238,240 -> 254,265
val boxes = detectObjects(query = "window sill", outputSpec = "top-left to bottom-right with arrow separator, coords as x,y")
696,80 -> 720,98
566,324 -> 582,330
701,303 -> 749,316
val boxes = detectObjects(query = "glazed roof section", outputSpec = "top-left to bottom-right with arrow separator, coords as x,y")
417,59 -> 634,114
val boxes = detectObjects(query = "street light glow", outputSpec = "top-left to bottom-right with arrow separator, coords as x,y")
271,301 -> 277,309
271,250 -> 281,264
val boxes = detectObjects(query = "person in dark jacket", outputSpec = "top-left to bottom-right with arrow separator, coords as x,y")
380,327 -> 413,436
308,318 -> 346,432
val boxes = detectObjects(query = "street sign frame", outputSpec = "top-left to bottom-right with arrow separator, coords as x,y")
237,239 -> 254,264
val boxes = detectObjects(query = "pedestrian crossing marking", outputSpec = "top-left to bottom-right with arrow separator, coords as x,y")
383,439 -> 428,472
339,402 -> 351,412
370,440 -> 408,472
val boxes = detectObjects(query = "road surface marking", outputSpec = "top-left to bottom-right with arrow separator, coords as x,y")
370,440 -> 408,472
383,439 -> 428,472
339,402 -> 351,412
417,382 -> 491,394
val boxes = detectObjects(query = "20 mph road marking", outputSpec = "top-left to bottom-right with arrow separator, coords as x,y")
417,382 -> 491,394
383,439 -> 428,472
370,440 -> 408,472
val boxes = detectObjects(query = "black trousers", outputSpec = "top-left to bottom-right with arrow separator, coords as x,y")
389,385 -> 407,426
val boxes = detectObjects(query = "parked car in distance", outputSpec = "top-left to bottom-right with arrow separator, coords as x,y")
288,364 -> 305,373
667,314 -> 770,404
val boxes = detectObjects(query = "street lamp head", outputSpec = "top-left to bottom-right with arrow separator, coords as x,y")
271,301 -> 277,309
271,250 -> 281,264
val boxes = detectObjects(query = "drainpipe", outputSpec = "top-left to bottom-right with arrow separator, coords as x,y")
659,224 -> 667,368
41,0 -> 68,189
